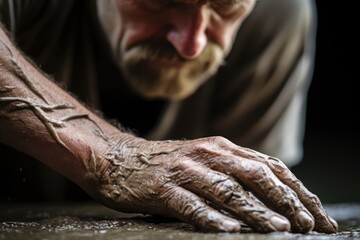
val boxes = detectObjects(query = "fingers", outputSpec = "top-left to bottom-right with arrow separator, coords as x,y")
162,185 -> 241,232
229,145 -> 337,233
265,155 -> 338,233
175,162 -> 291,233
206,154 -> 315,233
153,137 -> 336,233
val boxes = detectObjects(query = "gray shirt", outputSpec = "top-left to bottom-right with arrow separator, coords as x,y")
0,0 -> 317,167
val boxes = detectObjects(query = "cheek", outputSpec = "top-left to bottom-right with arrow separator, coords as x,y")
116,13 -> 163,54
207,1 -> 255,53
223,21 -> 243,53
120,21 -> 160,53
207,19 -> 241,54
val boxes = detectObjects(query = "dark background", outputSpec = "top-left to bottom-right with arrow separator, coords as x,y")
1,0 -> 359,204
292,0 -> 359,203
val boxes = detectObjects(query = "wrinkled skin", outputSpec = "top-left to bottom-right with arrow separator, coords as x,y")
96,0 -> 256,100
0,1 -> 337,235
86,136 -> 338,233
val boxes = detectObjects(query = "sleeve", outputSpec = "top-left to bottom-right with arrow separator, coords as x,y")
0,0 -> 34,36
0,0 -> 76,53
209,0 -> 317,166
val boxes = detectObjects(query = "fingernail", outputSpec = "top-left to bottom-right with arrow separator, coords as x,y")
296,211 -> 315,233
221,219 -> 241,232
270,216 -> 290,231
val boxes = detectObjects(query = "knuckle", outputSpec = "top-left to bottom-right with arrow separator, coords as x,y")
245,161 -> 271,181
208,135 -> 232,147
212,177 -> 236,201
267,156 -> 288,174
308,192 -> 322,206
185,136 -> 235,165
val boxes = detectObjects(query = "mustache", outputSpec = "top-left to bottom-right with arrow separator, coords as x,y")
121,40 -> 226,72
125,40 -> 193,63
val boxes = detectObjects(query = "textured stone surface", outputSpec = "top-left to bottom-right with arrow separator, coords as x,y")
0,203 -> 359,240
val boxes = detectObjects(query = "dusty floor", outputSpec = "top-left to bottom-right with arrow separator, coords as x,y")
0,202 -> 359,240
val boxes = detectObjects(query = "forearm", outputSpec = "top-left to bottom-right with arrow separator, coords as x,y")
0,18 -> 337,234
0,27 -> 134,196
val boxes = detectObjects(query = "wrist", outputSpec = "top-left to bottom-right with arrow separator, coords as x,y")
75,130 -> 143,201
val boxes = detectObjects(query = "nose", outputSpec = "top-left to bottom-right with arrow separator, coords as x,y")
166,7 -> 208,59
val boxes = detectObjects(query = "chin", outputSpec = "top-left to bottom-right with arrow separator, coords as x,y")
120,41 -> 225,100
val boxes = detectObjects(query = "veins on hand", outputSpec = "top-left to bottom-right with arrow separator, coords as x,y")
87,139 -> 180,200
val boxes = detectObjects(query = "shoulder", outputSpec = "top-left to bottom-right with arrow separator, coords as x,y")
0,0 -> 93,37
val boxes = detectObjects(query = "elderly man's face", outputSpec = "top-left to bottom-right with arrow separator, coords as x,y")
97,0 -> 255,100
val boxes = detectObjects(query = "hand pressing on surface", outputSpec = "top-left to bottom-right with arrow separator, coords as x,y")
0,25 -> 336,234
85,135 -> 338,233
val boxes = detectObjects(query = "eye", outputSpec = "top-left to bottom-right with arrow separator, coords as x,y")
140,0 -> 171,12
211,3 -> 245,19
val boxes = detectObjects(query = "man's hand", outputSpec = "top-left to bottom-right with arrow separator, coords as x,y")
88,136 -> 338,233
0,26 -> 336,234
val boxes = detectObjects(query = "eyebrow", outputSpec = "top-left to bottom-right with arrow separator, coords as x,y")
165,0 -> 247,5
212,0 -> 246,4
